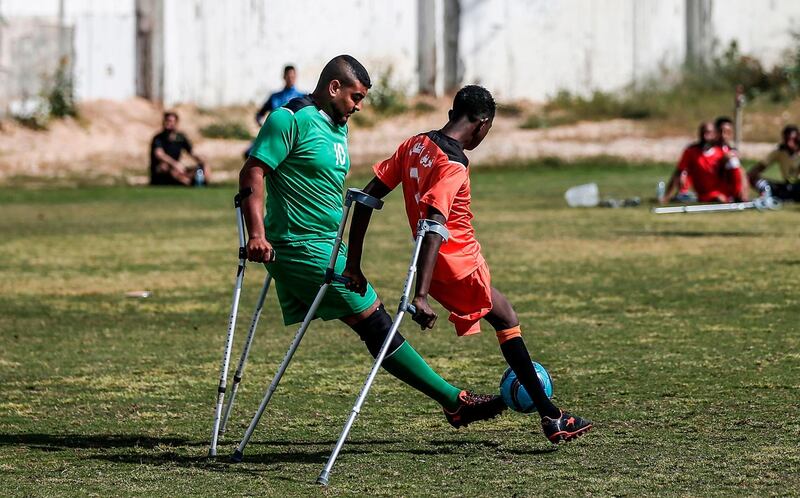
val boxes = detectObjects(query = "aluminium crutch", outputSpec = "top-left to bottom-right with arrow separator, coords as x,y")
209,187 -> 257,457
316,218 -> 450,486
651,196 -> 781,214
230,188 -> 384,463
218,272 -> 272,435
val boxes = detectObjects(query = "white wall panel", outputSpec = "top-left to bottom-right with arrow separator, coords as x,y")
710,0 -> 800,67
0,0 -> 136,102
160,0 -> 418,106
2,0 -> 800,105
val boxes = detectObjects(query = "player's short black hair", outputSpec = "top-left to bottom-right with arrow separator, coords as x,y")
283,65 -> 295,74
163,111 -> 178,121
714,116 -> 733,130
319,55 -> 371,89
782,124 -> 799,139
451,85 -> 496,122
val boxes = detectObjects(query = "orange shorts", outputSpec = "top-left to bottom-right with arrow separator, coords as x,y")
429,261 -> 493,336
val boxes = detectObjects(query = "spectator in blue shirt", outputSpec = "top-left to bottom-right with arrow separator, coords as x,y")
255,65 -> 305,125
244,65 -> 306,158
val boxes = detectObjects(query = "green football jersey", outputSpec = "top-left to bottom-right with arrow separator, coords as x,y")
249,96 -> 350,244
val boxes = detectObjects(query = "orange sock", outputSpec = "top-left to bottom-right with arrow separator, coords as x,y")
495,325 -> 521,344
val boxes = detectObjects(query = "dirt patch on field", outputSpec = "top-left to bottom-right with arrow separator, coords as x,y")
0,98 -> 775,185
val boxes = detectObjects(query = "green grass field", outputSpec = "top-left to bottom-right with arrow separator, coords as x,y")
2,160 -> 799,496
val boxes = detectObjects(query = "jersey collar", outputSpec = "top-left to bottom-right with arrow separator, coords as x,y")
318,108 -> 335,126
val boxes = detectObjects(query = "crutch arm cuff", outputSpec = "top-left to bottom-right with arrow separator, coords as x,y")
234,187 -> 254,208
417,219 -> 449,242
345,188 -> 384,210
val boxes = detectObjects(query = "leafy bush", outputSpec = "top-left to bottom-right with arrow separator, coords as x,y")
368,66 -> 408,116
48,58 -> 77,119
522,39 -> 800,130
200,121 -> 252,140
13,57 -> 78,130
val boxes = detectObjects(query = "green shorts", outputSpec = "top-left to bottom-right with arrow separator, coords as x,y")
265,239 -> 378,325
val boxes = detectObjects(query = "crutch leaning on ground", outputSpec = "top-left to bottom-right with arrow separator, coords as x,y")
316,218 -> 449,486
209,187 -> 274,458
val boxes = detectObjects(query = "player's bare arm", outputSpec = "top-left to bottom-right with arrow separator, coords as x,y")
411,205 -> 447,330
154,147 -> 192,185
238,156 -> 274,263
343,176 -> 392,296
154,146 -> 191,184
747,161 -> 767,187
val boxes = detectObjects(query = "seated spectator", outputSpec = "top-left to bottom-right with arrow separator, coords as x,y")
150,112 -> 209,186
748,124 -> 800,201
660,121 -> 714,203
660,117 -> 748,204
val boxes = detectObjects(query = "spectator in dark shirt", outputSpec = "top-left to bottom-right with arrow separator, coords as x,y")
150,112 -> 209,186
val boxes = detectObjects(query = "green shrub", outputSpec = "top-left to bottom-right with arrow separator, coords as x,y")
200,121 -> 252,140
368,66 -> 408,116
520,112 -> 580,129
13,113 -> 49,131
13,57 -> 78,130
496,102 -> 524,117
522,39 -> 800,130
411,100 -> 436,114
48,58 -> 77,119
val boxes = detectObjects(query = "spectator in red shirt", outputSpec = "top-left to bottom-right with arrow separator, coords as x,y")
660,117 -> 748,203
660,121 -> 714,203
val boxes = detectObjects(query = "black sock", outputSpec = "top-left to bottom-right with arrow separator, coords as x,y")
499,337 -> 561,419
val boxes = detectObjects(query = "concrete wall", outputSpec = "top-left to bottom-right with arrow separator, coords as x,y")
3,0 -> 800,107
0,0 -> 136,107
709,0 -> 800,68
458,0 -> 686,100
458,0 -> 800,101
158,0 -> 418,106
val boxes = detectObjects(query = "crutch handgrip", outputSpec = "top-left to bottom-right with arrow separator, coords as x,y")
239,247 -> 277,262
398,296 -> 417,315
234,187 -> 254,207
325,268 -> 352,286
344,188 -> 384,210
417,219 -> 449,242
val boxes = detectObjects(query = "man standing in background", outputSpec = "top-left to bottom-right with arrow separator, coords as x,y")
244,65 -> 306,158
255,65 -> 305,126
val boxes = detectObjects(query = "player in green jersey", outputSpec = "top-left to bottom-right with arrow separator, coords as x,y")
238,55 -> 505,427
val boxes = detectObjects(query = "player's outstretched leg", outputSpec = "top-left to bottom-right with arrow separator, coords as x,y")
486,288 -> 593,444
348,304 -> 505,427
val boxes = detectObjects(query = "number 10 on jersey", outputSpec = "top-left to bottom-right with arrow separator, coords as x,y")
333,143 -> 346,166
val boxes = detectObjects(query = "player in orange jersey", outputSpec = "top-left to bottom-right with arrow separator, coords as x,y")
344,86 -> 593,444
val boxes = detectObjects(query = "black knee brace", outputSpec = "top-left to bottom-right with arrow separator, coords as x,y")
350,304 -> 406,358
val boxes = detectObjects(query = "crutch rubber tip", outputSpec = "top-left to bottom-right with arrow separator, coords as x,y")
230,449 -> 244,463
207,449 -> 217,458
316,471 -> 330,486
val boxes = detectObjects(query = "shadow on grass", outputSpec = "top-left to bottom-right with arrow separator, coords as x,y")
0,433 -> 202,450
617,230 -> 769,238
1,433 -> 556,470
427,438 -> 559,457
89,448 -> 368,469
